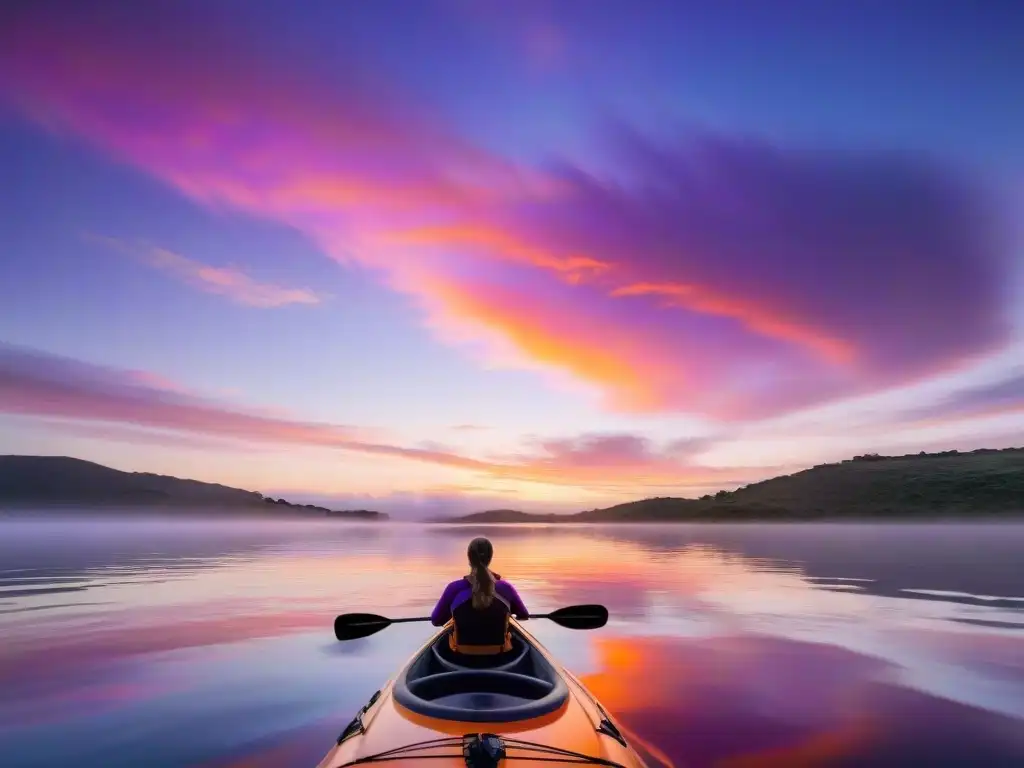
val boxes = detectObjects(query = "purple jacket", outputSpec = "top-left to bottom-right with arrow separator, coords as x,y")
430,576 -> 530,626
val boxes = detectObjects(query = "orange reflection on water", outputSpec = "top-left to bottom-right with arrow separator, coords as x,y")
579,633 -> 885,767
583,638 -> 693,714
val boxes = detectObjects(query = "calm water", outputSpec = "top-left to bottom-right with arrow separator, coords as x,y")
1,519 -> 1023,768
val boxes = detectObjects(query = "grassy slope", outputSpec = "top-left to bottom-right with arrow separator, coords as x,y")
0,455 -> 262,506
446,448 -> 1024,523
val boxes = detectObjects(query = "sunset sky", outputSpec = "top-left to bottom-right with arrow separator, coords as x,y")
1,0 -> 1023,516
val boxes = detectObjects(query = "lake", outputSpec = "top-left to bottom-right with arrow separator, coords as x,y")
1,518 -> 1022,767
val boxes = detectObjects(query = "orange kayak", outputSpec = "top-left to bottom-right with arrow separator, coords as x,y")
316,617 -> 653,767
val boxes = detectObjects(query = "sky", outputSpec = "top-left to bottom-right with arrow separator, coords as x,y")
1,0 -> 1023,516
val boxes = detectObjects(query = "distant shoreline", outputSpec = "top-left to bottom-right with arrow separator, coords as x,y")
429,513 -> 1024,525
3,447 -> 1022,524
436,447 -> 1024,524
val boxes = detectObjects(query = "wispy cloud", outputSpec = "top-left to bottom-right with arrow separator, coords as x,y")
0,342 -> 484,470
88,234 -> 323,308
0,344 -> 767,492
0,1 -> 1014,421
495,432 -> 726,487
899,369 -> 1024,425
22,418 -> 269,452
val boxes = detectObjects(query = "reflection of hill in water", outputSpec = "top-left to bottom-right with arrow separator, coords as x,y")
579,523 -> 1024,612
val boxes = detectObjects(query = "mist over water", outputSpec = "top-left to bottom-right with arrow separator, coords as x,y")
1,517 -> 1022,767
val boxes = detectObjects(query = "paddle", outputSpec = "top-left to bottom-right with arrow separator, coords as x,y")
334,604 -> 608,641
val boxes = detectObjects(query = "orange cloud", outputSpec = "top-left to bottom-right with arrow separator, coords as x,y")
611,281 -> 857,365
376,225 -> 610,280
414,275 -> 677,412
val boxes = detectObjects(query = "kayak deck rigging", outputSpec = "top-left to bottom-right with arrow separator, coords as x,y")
333,733 -> 632,768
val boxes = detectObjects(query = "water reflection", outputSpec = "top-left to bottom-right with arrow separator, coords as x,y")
0,519 -> 1022,767
581,633 -> 1024,766
579,522 -> 1024,609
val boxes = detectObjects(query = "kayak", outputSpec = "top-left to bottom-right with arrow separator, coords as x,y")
316,612 -> 652,768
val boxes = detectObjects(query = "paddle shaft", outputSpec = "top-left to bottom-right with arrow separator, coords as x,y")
391,613 -> 566,623
363,614 -> 538,626
335,603 -> 608,640
380,612 -> 593,626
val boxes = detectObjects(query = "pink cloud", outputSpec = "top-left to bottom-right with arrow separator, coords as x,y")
122,369 -> 189,394
148,248 -> 322,308
89,234 -> 323,308
0,342 -> 482,471
28,418 -> 268,452
0,1 -> 1012,421
497,432 -> 727,487
492,430 -> 772,492
0,344 -> 766,492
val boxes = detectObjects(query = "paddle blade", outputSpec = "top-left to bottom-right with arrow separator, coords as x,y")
546,604 -> 608,630
334,612 -> 392,641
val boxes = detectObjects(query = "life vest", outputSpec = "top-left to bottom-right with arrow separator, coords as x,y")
449,590 -> 513,655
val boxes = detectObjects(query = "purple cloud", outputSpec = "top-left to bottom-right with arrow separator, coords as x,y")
901,368 -> 1024,424
0,0 -> 1015,422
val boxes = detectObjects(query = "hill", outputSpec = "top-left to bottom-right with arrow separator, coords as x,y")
434,509 -> 552,524
443,448 -> 1024,524
0,456 -> 388,519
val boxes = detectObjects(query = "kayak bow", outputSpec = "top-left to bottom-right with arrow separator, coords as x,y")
316,617 -> 652,767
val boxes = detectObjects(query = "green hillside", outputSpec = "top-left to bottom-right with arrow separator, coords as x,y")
445,448 -> 1024,523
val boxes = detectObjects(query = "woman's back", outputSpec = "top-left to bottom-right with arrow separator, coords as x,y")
430,537 -> 530,655
430,575 -> 529,626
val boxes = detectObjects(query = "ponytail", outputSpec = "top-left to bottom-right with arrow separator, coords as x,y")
470,563 -> 495,609
467,537 -> 496,609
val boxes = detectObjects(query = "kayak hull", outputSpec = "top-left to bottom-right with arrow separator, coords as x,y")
316,618 -> 653,767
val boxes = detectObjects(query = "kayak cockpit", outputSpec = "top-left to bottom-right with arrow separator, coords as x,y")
392,625 -> 570,723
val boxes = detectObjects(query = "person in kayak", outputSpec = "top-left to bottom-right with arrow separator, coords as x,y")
430,536 -> 529,655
